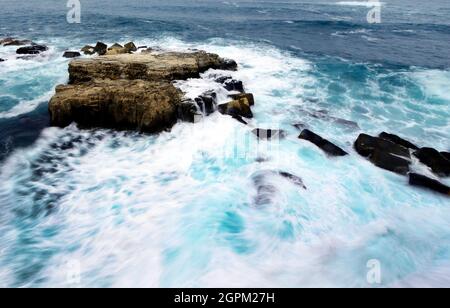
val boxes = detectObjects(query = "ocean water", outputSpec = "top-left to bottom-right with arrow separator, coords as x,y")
0,0 -> 449,287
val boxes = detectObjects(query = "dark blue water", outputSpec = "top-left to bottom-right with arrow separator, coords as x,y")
0,0 -> 449,287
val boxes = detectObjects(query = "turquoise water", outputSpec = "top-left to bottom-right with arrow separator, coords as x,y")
0,1 -> 449,287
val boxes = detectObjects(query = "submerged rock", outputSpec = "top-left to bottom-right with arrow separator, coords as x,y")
299,129 -> 348,157
278,171 -> 307,189
252,129 -> 286,140
63,51 -> 81,58
409,173 -> 450,196
1,38 -> 32,46
354,134 -> 410,158
379,132 -> 419,150
49,80 -> 182,133
413,147 -> 450,177
218,95 -> 253,119
16,45 -> 48,55
0,58 -> 5,62
68,51 -> 237,84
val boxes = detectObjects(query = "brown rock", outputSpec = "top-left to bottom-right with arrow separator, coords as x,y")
68,51 -> 238,84
81,45 -> 95,55
218,96 -> 253,119
49,80 -> 182,133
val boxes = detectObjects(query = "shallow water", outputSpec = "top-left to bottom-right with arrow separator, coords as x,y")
0,0 -> 449,287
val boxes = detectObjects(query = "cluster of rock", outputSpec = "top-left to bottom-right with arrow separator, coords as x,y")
49,47 -> 241,133
0,37 -> 48,59
291,126 -> 449,196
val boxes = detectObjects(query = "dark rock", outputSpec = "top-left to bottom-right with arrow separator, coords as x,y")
370,149 -> 410,175
230,114 -> 248,125
81,45 -> 95,55
442,152 -> 450,162
93,42 -> 107,55
223,79 -> 244,93
299,129 -> 348,157
124,42 -> 137,52
354,134 -> 410,158
413,148 -> 450,177
409,173 -> 450,196
215,75 -> 231,84
137,46 -> 148,49
63,51 -> 81,58
252,129 -> 286,140
218,96 -> 253,119
379,132 -> 419,150
279,171 -> 307,189
218,59 -> 238,71
177,99 -> 201,123
0,58 -> 5,62
0,37 -> 15,45
228,93 -> 255,106
16,45 -> 48,55
195,91 -> 217,115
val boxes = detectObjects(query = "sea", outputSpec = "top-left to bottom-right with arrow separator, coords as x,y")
0,0 -> 449,287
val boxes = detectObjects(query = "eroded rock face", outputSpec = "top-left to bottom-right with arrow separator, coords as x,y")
68,51 -> 237,84
49,80 -> 182,133
49,50 -> 239,133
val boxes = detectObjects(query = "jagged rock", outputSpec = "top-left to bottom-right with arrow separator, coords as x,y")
413,148 -> 450,177
63,51 -> 81,58
224,79 -> 244,92
81,45 -> 95,55
195,91 -> 217,115
218,96 -> 253,119
298,129 -> 348,157
68,51 -> 237,84
106,43 -> 129,55
48,80 -> 182,133
354,134 -> 410,158
252,129 -> 286,140
379,132 -> 419,150
93,42 -> 108,55
177,99 -> 201,123
124,42 -> 137,52
278,171 -> 307,189
409,173 -> 450,196
370,149 -> 410,175
16,45 -> 48,55
228,93 -> 255,106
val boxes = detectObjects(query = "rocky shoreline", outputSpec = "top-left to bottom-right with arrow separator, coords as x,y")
2,37 -> 449,197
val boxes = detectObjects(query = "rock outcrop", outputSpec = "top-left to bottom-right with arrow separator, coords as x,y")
1,38 -> 32,46
379,132 -> 419,150
218,96 -> 253,119
16,45 -> 48,55
354,133 -> 411,175
49,50 -> 239,133
68,51 -> 237,84
299,129 -> 348,157
413,147 -> 450,177
409,173 -> 450,196
63,51 -> 81,58
49,80 -> 182,132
